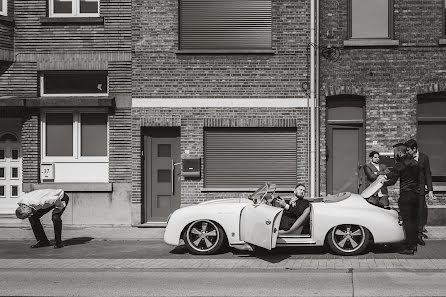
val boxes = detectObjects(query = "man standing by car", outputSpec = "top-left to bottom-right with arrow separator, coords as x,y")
405,139 -> 435,246
384,143 -> 420,255
277,183 -> 310,234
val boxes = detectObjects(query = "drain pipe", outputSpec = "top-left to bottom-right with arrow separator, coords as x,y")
309,0 -> 318,197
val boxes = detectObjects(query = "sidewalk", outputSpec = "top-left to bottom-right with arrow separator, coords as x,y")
2,225 -> 446,241
1,225 -> 446,241
0,225 -> 164,240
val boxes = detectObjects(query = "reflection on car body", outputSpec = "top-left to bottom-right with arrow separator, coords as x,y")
163,180 -> 404,256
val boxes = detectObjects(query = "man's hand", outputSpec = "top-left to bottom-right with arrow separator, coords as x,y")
377,175 -> 387,183
276,197 -> 287,208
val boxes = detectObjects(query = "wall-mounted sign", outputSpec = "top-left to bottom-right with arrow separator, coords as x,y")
40,163 -> 54,182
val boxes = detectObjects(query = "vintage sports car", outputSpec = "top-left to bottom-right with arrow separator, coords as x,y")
164,180 -> 405,256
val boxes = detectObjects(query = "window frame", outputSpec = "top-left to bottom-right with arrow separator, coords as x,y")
49,0 -> 100,18
0,0 -> 7,16
40,71 -> 109,97
41,109 -> 109,163
348,0 -> 394,40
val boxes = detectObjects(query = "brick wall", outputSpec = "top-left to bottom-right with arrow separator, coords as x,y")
132,0 -> 310,98
131,108 -> 310,206
109,108 -> 132,183
0,0 -> 14,51
319,0 -> 446,201
14,0 -> 131,52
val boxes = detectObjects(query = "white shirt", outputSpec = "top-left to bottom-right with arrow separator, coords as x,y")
17,189 -> 65,211
414,151 -> 419,162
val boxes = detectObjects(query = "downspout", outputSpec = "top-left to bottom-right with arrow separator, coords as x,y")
315,0 -> 320,197
309,0 -> 319,197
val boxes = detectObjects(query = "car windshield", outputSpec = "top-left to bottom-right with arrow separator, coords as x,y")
248,183 -> 277,204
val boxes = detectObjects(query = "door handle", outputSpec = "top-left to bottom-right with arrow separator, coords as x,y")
171,161 -> 182,194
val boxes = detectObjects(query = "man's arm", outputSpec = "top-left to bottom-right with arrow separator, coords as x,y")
363,164 -> 378,182
423,154 -> 433,191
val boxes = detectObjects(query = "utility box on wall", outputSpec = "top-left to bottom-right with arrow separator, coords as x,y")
182,158 -> 201,178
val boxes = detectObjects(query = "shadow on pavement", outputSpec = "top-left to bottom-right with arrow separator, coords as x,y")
63,237 -> 94,247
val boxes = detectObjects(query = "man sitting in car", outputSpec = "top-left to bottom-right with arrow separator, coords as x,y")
276,183 -> 310,234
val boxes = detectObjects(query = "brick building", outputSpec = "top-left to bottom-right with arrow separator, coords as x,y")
0,0 -> 133,225
319,0 -> 446,224
131,0 -> 315,225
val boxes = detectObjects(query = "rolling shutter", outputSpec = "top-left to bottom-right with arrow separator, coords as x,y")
204,128 -> 297,188
179,0 -> 272,50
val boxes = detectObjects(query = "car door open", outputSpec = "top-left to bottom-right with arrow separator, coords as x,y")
239,204 -> 283,250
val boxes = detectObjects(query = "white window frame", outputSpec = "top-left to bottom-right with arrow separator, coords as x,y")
41,109 -> 109,163
40,72 -> 109,97
49,0 -> 100,18
0,0 -> 7,16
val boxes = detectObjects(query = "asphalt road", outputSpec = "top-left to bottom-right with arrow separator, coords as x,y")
1,239 -> 446,259
2,269 -> 446,297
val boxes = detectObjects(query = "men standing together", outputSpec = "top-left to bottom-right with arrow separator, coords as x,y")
370,139 -> 435,254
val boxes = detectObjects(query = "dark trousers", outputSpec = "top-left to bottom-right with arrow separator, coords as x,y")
398,191 -> 419,248
29,194 -> 69,244
419,195 -> 428,232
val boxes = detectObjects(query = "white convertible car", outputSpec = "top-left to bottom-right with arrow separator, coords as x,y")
164,181 -> 405,256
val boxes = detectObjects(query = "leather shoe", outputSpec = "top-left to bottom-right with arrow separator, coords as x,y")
422,233 -> 429,239
398,248 -> 415,255
30,241 -> 51,248
418,236 -> 426,246
53,242 -> 64,249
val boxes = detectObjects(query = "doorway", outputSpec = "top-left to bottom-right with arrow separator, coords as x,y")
326,96 -> 365,194
0,132 -> 22,214
143,127 -> 181,222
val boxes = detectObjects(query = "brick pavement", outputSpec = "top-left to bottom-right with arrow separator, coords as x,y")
1,258 -> 446,270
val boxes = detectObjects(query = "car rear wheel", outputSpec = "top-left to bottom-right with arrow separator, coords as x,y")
327,224 -> 369,256
184,220 -> 225,255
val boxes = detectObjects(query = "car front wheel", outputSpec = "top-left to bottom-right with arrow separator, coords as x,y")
184,220 -> 225,255
327,224 -> 370,256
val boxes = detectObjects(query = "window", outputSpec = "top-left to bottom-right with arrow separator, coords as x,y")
204,128 -> 297,188
42,110 -> 108,161
179,0 -> 272,51
0,0 -> 7,16
40,71 -> 108,97
49,0 -> 100,17
349,0 -> 392,39
417,97 -> 446,180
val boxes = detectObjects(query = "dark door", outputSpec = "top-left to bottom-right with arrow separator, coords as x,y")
144,128 -> 181,222
327,124 -> 364,194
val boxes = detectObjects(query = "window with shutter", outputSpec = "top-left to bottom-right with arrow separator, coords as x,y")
179,0 -> 272,52
417,97 -> 446,180
204,128 -> 297,188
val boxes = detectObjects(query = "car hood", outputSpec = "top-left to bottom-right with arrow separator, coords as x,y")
199,198 -> 252,205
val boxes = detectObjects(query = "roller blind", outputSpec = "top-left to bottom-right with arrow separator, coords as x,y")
204,128 -> 297,188
179,0 -> 272,50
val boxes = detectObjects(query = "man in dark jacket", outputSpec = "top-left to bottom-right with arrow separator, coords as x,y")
405,139 -> 435,245
363,151 -> 389,208
384,143 -> 420,255
277,184 -> 310,233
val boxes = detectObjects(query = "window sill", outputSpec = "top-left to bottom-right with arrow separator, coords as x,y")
438,38 -> 446,45
28,182 -> 113,192
176,49 -> 275,55
0,15 -> 14,24
343,39 -> 399,47
24,96 -> 114,107
40,17 -> 104,25
201,187 -> 294,192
